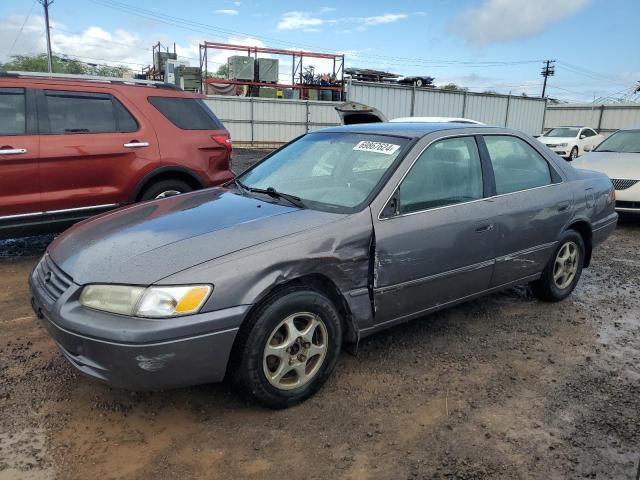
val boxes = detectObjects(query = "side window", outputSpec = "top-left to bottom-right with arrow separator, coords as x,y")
484,135 -> 552,195
398,136 -> 483,214
148,97 -> 224,130
43,90 -> 137,134
0,88 -> 26,135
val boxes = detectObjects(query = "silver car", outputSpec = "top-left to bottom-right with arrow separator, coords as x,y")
30,123 -> 617,408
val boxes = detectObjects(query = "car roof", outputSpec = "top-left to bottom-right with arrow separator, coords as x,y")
315,122 -> 500,138
390,116 -> 484,125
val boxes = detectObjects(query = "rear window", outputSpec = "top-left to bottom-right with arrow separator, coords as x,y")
0,88 -> 26,135
148,97 -> 223,130
44,90 -> 138,134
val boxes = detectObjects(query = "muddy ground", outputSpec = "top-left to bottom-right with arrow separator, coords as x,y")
1,150 -> 639,479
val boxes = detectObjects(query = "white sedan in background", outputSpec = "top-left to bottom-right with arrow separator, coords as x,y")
537,126 -> 604,160
573,126 -> 640,214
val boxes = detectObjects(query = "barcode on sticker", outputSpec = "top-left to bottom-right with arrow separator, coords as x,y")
353,141 -> 400,155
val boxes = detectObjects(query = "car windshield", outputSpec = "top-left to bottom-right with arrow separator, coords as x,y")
544,127 -> 579,138
594,130 -> 640,153
237,132 -> 410,212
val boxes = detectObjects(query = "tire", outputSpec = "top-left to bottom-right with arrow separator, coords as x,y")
414,79 -> 424,87
569,146 -> 578,161
230,287 -> 343,409
531,230 -> 584,302
139,179 -> 193,201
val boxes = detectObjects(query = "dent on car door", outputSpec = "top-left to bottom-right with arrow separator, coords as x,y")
37,88 -> 159,212
481,135 -> 573,286
0,87 -> 40,217
371,135 -> 498,328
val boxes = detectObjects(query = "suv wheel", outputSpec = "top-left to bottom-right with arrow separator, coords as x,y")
531,230 -> 584,302
140,180 -> 193,201
231,287 -> 343,409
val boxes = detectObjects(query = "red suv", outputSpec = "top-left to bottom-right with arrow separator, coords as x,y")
0,73 -> 234,238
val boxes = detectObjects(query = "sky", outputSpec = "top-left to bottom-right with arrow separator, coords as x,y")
1,0 -> 639,102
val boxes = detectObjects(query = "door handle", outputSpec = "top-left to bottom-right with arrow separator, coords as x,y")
475,223 -> 494,233
0,148 -> 27,155
123,141 -> 149,148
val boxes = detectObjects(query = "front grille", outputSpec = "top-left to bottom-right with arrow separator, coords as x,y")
34,254 -> 73,302
611,179 -> 639,191
616,200 -> 640,210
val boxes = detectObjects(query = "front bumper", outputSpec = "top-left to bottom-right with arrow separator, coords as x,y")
29,259 -> 248,390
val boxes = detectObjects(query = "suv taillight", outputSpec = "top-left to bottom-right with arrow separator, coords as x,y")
212,134 -> 232,152
609,188 -> 616,204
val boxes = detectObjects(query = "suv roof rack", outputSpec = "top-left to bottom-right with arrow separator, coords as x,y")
0,71 -> 182,90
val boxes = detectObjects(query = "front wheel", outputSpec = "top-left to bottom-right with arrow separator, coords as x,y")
230,288 -> 343,409
140,179 -> 193,201
569,146 -> 579,160
531,230 -> 584,302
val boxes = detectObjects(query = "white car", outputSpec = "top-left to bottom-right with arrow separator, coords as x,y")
390,116 -> 484,124
572,126 -> 640,213
537,126 -> 604,160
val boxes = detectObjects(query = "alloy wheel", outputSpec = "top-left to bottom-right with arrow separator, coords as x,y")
553,241 -> 579,289
154,190 -> 182,199
262,312 -> 328,391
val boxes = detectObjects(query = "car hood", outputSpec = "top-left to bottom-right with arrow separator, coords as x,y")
49,188 -> 342,285
572,152 -> 640,179
538,136 -> 575,144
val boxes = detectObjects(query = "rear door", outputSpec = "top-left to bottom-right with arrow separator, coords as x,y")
372,135 -> 498,324
0,87 -> 41,217
37,87 -> 160,211
480,134 -> 573,286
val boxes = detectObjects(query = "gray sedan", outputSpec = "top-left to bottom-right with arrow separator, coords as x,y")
30,123 -> 617,408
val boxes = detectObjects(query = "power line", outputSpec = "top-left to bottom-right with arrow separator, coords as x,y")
7,0 -> 37,58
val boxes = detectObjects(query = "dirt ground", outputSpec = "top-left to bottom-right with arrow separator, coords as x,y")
1,150 -> 639,479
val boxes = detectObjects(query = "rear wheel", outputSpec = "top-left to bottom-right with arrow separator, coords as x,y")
531,230 -> 584,302
230,288 -> 342,409
140,179 -> 193,201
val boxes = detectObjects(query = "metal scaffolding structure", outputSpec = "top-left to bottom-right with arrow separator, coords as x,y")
199,41 -> 345,99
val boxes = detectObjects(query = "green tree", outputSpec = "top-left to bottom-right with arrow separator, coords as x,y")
212,63 -> 229,79
439,83 -> 468,92
0,53 -> 130,77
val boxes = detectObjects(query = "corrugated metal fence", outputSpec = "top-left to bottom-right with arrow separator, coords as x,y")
544,103 -> 640,136
205,81 -> 547,146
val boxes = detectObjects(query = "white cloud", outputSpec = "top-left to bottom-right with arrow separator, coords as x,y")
451,0 -> 589,45
215,9 -> 239,15
277,11 -> 324,31
362,13 -> 408,26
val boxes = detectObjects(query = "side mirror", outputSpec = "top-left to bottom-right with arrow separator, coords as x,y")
580,134 -> 586,139
583,145 -> 592,152
381,189 -> 401,218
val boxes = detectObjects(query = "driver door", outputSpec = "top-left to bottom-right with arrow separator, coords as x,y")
371,135 -> 498,325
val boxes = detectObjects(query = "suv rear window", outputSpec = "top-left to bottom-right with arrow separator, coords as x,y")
148,97 -> 223,130
0,88 -> 26,135
44,90 -> 138,134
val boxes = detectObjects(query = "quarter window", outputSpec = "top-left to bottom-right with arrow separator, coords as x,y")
484,135 -> 552,195
148,97 -> 224,130
398,136 -> 484,214
0,88 -> 26,135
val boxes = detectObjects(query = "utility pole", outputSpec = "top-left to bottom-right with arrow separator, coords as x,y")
38,0 -> 54,74
540,60 -> 555,98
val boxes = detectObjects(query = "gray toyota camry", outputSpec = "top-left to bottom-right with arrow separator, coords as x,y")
30,123 -> 617,408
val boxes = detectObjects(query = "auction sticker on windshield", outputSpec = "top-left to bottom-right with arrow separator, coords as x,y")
353,141 -> 401,155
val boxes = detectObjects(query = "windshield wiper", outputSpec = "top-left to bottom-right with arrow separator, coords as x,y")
234,179 -> 305,209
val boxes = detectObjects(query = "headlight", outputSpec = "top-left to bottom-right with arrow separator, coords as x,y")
79,284 -> 212,318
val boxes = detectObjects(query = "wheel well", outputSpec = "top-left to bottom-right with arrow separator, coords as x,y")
134,169 -> 204,201
245,274 -> 358,344
567,220 -> 593,267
